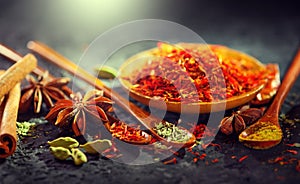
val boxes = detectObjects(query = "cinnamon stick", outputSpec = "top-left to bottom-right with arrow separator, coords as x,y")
0,53 -> 37,100
0,44 -> 73,97
0,44 -> 47,77
0,75 -> 20,158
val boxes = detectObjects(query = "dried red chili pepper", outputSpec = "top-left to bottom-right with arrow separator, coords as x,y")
273,156 -> 284,163
163,157 -> 177,165
201,143 -> 221,150
193,158 -> 198,163
199,153 -> 207,160
238,155 -> 249,163
211,158 -> 219,163
286,149 -> 298,155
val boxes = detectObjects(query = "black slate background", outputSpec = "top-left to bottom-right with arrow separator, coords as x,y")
0,0 -> 300,184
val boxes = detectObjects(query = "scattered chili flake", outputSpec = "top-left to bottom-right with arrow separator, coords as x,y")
163,157 -> 177,165
286,149 -> 298,155
238,155 -> 249,163
273,156 -> 284,163
193,157 -> 198,163
187,148 -> 207,163
201,143 -> 221,150
199,153 -> 207,160
211,158 -> 219,163
286,143 -> 300,148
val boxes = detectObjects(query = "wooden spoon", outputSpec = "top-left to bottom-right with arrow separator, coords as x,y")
27,41 -> 196,148
239,46 -> 300,149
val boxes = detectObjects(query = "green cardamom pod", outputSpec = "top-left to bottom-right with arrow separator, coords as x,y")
95,66 -> 118,79
48,137 -> 79,149
71,148 -> 88,165
80,139 -> 112,154
50,146 -> 72,160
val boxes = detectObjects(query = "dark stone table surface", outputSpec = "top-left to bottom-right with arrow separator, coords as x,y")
0,0 -> 300,183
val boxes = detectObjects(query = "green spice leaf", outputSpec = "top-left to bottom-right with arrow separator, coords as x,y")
16,121 -> 36,137
153,121 -> 191,142
80,139 -> 112,154
71,148 -> 88,165
48,137 -> 79,149
50,146 -> 72,160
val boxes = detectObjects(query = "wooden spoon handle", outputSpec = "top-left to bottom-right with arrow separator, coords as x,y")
266,46 -> 300,116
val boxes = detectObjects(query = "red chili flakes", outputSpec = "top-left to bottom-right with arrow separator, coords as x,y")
273,156 -> 284,163
163,157 -> 177,165
211,158 -> 219,163
190,124 -> 216,140
187,148 -> 207,163
286,149 -> 298,155
201,143 -> 221,150
192,153 -> 207,163
129,42 -> 266,103
268,156 -> 297,166
238,155 -> 249,163
109,121 -> 148,142
200,153 -> 207,160
286,143 -> 300,147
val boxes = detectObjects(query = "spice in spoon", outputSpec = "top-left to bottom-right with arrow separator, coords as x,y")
153,121 -> 192,143
239,122 -> 282,141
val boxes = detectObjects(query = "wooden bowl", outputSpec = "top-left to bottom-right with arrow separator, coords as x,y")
118,43 -> 266,114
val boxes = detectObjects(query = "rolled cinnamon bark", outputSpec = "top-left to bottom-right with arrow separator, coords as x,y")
0,82 -> 20,158
0,54 -> 37,158
0,53 -> 37,100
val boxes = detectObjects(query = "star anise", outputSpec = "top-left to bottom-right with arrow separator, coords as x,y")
19,71 -> 73,113
219,107 -> 264,135
45,90 -> 113,136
